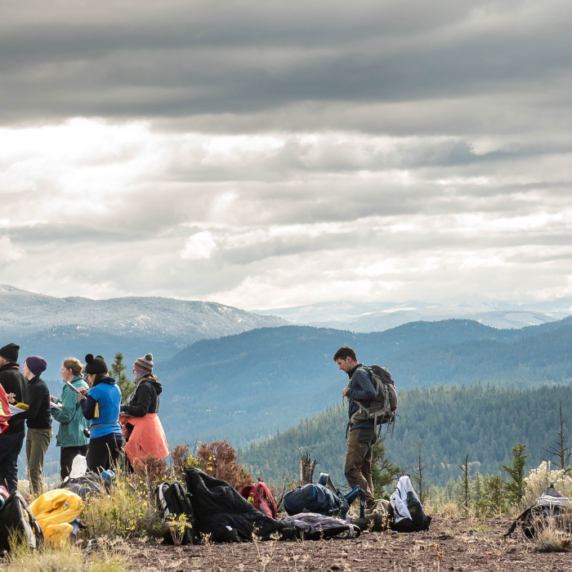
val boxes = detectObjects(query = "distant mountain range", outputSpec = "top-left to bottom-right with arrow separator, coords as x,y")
0,285 -> 286,376
155,316 -> 572,451
256,300 -> 572,331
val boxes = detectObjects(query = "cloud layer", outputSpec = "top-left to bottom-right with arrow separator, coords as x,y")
0,1 -> 571,308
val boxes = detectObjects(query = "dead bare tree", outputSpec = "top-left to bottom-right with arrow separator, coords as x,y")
298,448 -> 318,485
412,442 -> 428,504
543,403 -> 572,473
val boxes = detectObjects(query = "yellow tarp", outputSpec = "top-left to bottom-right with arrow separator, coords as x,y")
29,489 -> 83,546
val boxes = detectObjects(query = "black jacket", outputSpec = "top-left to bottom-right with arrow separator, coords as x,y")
19,376 -> 52,430
0,362 -> 27,434
346,363 -> 376,430
121,376 -> 162,417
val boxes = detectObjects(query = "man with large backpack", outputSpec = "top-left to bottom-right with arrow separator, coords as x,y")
334,346 -> 377,508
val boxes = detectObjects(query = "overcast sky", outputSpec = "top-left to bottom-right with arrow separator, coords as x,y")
0,0 -> 571,310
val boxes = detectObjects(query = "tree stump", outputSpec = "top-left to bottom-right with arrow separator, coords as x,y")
299,449 -> 318,485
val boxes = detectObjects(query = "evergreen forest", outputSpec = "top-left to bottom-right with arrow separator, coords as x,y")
238,384 -> 572,486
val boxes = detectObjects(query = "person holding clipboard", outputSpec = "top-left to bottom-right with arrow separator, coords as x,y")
77,354 -> 124,473
50,358 -> 90,480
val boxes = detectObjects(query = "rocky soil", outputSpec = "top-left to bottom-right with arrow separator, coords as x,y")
127,516 -> 571,572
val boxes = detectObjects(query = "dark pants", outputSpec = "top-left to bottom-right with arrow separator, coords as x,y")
87,439 -> 124,474
344,427 -> 376,505
60,445 -> 89,480
0,431 -> 25,493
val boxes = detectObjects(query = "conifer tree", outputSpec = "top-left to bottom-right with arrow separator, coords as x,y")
458,454 -> 470,514
110,352 -> 136,402
476,473 -> 507,517
371,436 -> 401,499
412,443 -> 428,504
502,443 -> 529,506
472,472 -> 484,506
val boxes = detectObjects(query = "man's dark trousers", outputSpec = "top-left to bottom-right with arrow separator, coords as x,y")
60,445 -> 89,480
344,426 -> 376,505
0,431 -> 25,492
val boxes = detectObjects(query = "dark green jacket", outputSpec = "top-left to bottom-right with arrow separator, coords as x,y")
51,376 -> 90,448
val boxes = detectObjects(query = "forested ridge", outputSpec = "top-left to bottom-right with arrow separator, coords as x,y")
238,384 -> 572,486
158,318 -> 572,448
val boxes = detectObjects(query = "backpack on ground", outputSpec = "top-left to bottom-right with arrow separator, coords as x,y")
284,474 -> 362,520
284,483 -> 341,517
349,498 -> 393,532
390,476 -> 431,533
240,478 -> 278,519
283,513 -> 361,540
155,481 -> 195,545
505,485 -> 572,539
63,473 -> 109,499
317,472 -> 366,519
0,490 -> 44,552
347,365 -> 398,437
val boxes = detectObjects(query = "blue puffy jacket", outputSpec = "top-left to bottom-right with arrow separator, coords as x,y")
80,376 -> 122,439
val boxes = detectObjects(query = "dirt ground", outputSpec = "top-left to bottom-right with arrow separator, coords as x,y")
125,517 -> 572,572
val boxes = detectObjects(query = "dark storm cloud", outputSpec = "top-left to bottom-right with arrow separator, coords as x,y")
2,0 -> 571,132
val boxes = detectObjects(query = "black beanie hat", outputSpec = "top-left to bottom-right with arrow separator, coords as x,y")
85,354 -> 108,375
0,343 -> 19,363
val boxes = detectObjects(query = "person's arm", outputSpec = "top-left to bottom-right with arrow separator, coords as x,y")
51,386 -> 76,424
80,390 -> 98,420
347,369 -> 377,402
18,383 -> 42,420
121,384 -> 152,417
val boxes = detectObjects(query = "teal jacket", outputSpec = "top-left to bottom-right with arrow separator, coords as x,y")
51,376 -> 90,448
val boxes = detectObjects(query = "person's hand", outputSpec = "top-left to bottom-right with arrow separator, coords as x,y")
343,387 -> 350,397
50,395 -> 56,402
78,388 -> 88,396
7,393 -> 15,404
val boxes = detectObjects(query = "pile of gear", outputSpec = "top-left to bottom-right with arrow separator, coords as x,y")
153,471 -> 431,545
0,455 -> 113,553
0,462 -> 431,551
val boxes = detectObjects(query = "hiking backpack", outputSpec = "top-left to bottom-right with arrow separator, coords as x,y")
0,490 -> 44,552
284,474 -> 364,520
505,485 -> 571,539
155,481 -> 195,545
390,476 -> 431,533
240,478 -> 278,519
347,365 -> 398,436
284,513 -> 361,540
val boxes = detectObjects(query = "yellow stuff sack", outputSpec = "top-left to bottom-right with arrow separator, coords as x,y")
29,489 -> 83,546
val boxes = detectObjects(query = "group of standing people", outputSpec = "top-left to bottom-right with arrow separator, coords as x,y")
0,343 -> 168,497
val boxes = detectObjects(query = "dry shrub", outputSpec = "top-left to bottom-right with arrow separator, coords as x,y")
171,443 -> 190,480
195,439 -> 252,490
132,453 -> 170,487
83,468 -> 162,540
524,462 -> 572,506
532,516 -> 572,553
269,483 -> 287,512
0,540 -> 128,572
440,502 -> 458,518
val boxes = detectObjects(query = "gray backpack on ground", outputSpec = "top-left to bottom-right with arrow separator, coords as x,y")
347,365 -> 398,436
283,513 -> 361,540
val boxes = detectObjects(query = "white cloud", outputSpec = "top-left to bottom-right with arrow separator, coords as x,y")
0,0 -> 571,309
180,232 -> 217,260
0,236 -> 23,262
